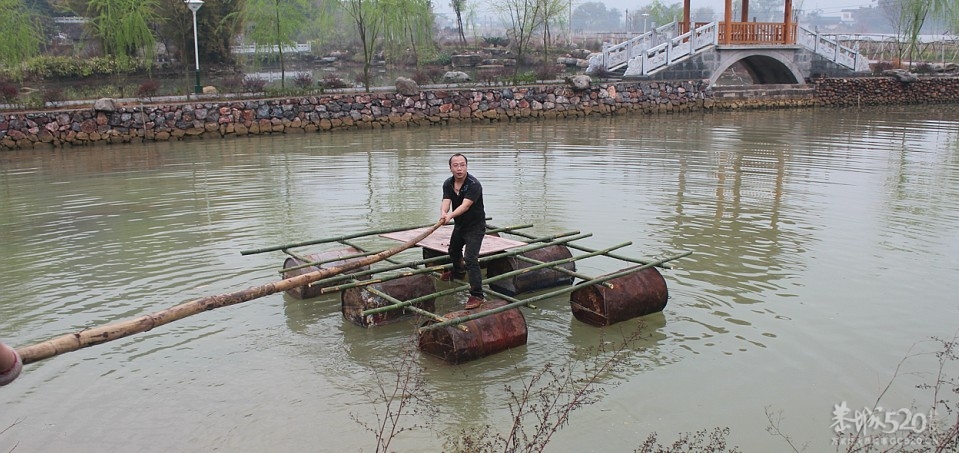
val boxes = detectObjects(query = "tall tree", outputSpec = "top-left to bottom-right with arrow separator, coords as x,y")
342,0 -> 387,91
382,0 -> 435,66
341,0 -> 434,90
451,0 -> 468,46
539,0 -> 568,68
492,0 -> 545,79
241,0 -> 313,87
0,0 -> 44,78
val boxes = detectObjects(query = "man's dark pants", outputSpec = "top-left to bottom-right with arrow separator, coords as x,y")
449,222 -> 486,298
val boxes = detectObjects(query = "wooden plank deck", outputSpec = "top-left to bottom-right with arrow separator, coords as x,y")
380,225 -> 527,255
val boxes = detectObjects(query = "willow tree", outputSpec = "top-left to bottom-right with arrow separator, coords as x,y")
86,0 -> 161,67
0,0 -> 44,79
241,0 -> 313,88
341,0 -> 432,90
381,0 -> 435,66
880,0 -> 959,67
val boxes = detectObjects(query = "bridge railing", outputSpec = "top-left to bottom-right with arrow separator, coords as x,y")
587,23 -> 677,73
231,43 -> 312,54
623,22 -> 718,76
796,26 -> 870,72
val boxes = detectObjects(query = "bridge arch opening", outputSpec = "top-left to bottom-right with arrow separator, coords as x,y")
710,51 -> 805,86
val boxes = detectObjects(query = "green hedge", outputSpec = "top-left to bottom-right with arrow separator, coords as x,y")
24,56 -> 145,79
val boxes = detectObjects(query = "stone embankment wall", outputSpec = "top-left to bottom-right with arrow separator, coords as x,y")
2,77 -> 958,150
813,77 -> 959,106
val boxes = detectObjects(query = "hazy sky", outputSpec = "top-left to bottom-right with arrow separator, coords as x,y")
436,1 -> 878,17
598,0 -> 876,15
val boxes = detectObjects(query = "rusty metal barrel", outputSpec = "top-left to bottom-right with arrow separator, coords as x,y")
569,267 -> 668,326
282,247 -> 370,299
342,274 -> 436,328
486,245 -> 575,296
418,300 -> 527,363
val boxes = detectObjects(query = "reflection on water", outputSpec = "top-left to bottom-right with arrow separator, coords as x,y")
1,105 -> 958,451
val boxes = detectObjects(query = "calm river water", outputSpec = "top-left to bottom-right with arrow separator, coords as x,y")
1,105 -> 958,452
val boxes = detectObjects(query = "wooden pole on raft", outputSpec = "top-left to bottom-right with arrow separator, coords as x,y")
11,220 -> 446,367
417,251 -> 693,332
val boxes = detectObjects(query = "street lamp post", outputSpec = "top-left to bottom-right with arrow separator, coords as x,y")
185,0 -> 204,95
643,13 -> 649,34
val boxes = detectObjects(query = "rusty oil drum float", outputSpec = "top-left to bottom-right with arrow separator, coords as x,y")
282,247 -> 371,299
418,300 -> 527,363
569,266 -> 669,326
415,252 -> 691,362
342,274 -> 437,327
485,244 -> 575,296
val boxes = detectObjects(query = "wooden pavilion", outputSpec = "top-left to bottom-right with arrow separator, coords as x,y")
679,0 -> 797,45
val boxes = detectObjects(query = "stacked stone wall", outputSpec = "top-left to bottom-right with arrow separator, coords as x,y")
813,77 -> 959,107
2,77 -> 958,150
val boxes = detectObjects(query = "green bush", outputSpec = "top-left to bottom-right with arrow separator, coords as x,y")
423,52 -> 452,66
23,56 -> 144,79
512,71 -> 537,84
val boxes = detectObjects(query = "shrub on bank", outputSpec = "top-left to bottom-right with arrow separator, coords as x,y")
24,56 -> 145,79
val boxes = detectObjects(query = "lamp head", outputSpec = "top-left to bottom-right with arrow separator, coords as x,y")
185,0 -> 203,13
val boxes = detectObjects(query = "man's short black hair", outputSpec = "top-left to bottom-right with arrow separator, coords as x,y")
449,153 -> 468,167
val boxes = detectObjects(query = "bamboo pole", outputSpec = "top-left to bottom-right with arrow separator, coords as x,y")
239,221 -> 440,256
489,224 -> 678,269
279,249 -> 378,274
361,241 -> 632,316
363,286 -> 467,331
416,251 -> 693,333
308,231 -> 588,292
282,223 -> 534,274
512,254 -> 613,288
316,232 -> 592,295
14,220 -> 447,366
247,217 -> 508,256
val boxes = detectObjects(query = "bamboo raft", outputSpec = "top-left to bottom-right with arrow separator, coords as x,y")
0,220 -> 690,386
247,221 -> 691,364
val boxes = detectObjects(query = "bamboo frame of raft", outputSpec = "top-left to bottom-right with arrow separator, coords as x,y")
263,222 -> 692,330
358,241 -> 633,317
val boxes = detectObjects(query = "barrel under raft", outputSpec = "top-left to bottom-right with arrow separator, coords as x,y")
418,300 -> 527,363
486,245 -> 574,296
569,266 -> 668,326
342,274 -> 436,327
282,247 -> 371,299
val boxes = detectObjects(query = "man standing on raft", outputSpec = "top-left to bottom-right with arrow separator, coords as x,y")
439,153 -> 486,310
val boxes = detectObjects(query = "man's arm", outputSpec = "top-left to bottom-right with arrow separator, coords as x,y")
440,198 -> 473,223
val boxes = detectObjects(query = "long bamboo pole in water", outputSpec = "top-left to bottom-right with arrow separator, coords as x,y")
11,220 -> 446,367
